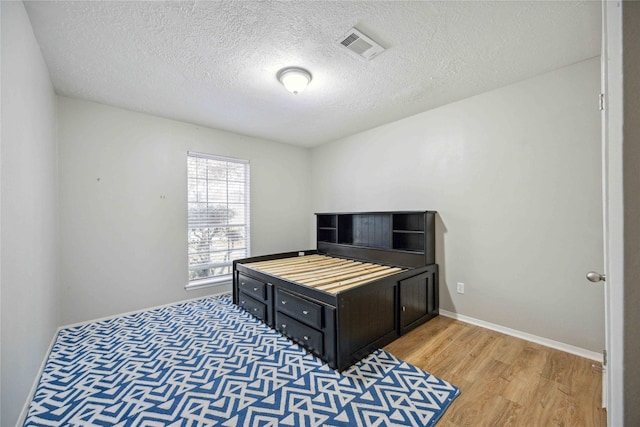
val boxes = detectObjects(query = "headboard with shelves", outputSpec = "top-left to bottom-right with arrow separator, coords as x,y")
315,211 -> 436,268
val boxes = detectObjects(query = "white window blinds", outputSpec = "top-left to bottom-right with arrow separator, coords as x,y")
187,152 -> 250,281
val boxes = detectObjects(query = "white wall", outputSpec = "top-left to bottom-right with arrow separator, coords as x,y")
1,2 -> 60,425
311,58 -> 604,352
58,97 -> 312,325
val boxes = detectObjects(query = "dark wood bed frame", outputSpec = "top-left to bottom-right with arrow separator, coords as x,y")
232,211 -> 438,372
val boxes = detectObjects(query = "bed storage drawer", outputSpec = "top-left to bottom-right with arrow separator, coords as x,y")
238,293 -> 266,322
275,289 -> 323,329
238,273 -> 267,301
276,312 -> 324,355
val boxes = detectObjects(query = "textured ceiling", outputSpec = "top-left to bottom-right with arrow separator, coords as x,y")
24,1 -> 601,147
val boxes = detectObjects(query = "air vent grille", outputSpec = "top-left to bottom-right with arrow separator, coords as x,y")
337,27 -> 385,60
340,33 -> 360,47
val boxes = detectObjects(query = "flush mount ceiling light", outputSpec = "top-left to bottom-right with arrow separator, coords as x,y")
277,67 -> 312,94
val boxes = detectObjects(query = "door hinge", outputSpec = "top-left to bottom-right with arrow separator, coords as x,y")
599,93 -> 605,111
591,349 -> 607,373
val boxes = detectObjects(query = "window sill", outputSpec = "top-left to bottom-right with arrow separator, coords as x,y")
185,275 -> 232,291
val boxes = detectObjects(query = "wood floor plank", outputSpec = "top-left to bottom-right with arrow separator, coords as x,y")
502,367 -> 548,407
384,316 -> 607,426
385,316 -> 468,364
500,343 -> 550,386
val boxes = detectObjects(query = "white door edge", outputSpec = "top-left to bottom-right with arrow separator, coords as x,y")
602,0 -> 624,424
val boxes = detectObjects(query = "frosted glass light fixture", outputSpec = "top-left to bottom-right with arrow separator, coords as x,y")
277,67 -> 312,94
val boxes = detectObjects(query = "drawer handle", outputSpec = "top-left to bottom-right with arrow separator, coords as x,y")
303,335 -> 309,341
281,324 -> 287,328
253,287 -> 258,291
241,282 -> 246,286
302,310 -> 309,315
281,300 -> 287,305
253,308 -> 258,312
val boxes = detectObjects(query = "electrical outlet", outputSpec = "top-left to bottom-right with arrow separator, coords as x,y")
457,282 -> 465,294
298,251 -> 305,256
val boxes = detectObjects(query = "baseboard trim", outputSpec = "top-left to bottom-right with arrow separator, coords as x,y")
439,309 -> 603,362
185,278 -> 232,291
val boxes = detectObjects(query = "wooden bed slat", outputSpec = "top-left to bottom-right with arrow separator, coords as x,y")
244,254 -> 405,294
282,261 -> 364,280
244,254 -> 327,268
249,256 -> 350,276
283,262 -> 367,280
255,259 -> 349,276
296,265 -> 391,287
245,255 -> 334,270
315,267 -> 403,292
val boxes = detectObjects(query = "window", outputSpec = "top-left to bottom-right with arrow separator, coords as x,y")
187,152 -> 250,283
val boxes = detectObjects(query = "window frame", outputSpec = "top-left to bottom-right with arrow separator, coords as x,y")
186,151 -> 250,290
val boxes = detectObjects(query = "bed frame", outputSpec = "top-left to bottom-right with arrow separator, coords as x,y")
232,211 -> 438,372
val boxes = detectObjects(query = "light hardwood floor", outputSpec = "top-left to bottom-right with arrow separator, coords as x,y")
384,316 -> 607,426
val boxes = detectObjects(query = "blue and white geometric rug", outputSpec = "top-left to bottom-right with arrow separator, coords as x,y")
25,295 -> 459,426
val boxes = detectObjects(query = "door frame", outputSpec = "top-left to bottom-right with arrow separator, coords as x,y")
602,1 -> 624,425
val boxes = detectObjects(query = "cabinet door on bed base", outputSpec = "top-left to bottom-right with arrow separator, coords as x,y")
399,265 -> 439,335
336,283 -> 398,371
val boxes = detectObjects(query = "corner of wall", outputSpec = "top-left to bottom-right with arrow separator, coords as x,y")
1,2 -> 61,424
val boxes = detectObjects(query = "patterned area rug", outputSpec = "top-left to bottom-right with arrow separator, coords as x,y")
25,295 -> 459,426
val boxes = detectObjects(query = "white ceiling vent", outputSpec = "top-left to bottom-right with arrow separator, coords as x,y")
338,28 -> 385,60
